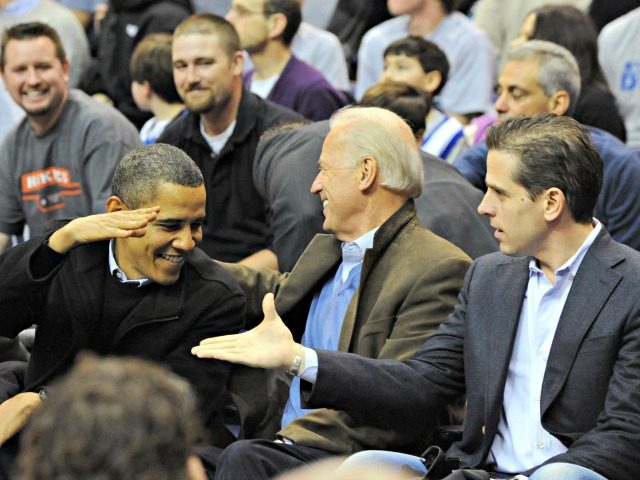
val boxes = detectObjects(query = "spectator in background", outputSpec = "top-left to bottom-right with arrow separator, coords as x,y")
240,0 -> 351,92
511,4 -> 626,142
380,36 -> 468,163
16,355 -> 208,480
0,0 -> 90,87
599,7 -> 640,148
158,14 -> 301,267
356,0 -> 495,123
88,0 -> 193,128
0,21 -> 140,254
227,0 -> 349,121
130,33 -> 185,144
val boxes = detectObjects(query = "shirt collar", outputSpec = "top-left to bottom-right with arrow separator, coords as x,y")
529,219 -> 602,277
341,227 -> 378,264
108,239 -> 152,287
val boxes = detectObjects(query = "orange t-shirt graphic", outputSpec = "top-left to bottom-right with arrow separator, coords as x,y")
21,167 -> 82,213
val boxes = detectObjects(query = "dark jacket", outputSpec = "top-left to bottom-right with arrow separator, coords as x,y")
0,229 -> 245,446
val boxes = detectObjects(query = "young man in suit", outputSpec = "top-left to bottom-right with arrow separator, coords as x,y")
195,114 -> 640,480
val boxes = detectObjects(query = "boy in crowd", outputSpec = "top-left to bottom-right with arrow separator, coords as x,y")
130,33 -> 186,144
381,36 -> 468,163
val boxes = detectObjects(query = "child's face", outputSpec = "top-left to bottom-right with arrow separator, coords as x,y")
131,81 -> 151,112
381,54 -> 433,93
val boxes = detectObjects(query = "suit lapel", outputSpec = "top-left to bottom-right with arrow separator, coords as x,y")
541,234 -> 624,414
276,235 -> 342,314
338,202 -> 416,351
485,258 -> 530,426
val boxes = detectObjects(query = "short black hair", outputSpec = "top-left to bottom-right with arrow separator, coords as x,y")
111,144 -> 203,208
265,0 -> 301,46
487,114 -> 602,224
130,33 -> 182,104
384,36 -> 449,95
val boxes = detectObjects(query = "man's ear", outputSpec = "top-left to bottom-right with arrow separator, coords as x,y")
548,90 -> 570,116
422,70 -> 442,95
106,196 -> 128,213
61,59 -> 70,84
543,187 -> 565,222
267,12 -> 287,41
358,156 -> 378,192
231,50 -> 244,76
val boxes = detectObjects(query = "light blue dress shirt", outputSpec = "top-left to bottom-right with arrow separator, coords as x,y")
281,228 -> 377,429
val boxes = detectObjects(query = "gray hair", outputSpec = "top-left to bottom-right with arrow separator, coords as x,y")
111,143 -> 203,208
329,106 -> 423,198
506,40 -> 581,114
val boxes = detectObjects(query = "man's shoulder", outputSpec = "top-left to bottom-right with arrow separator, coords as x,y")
243,92 -> 302,129
589,126 -> 638,160
185,248 -> 244,296
588,230 -> 640,275
66,90 -> 138,133
401,221 -> 471,261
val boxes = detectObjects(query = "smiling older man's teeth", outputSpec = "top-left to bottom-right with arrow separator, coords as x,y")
322,200 -> 329,208
159,254 -> 184,263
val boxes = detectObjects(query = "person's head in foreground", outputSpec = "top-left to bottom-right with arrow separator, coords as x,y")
17,354 -> 206,480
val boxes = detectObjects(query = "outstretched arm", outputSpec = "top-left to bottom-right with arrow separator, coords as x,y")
192,293 -> 304,372
47,207 -> 160,254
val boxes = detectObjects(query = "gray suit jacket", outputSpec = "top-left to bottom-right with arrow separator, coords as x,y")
306,229 -> 640,479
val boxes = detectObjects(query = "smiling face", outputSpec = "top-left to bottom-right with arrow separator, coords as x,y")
310,127 -> 364,241
113,182 -> 206,286
1,36 -> 69,128
477,149 -> 547,257
172,33 -> 242,115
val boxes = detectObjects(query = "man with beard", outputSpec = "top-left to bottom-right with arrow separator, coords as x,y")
159,14 -> 301,269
